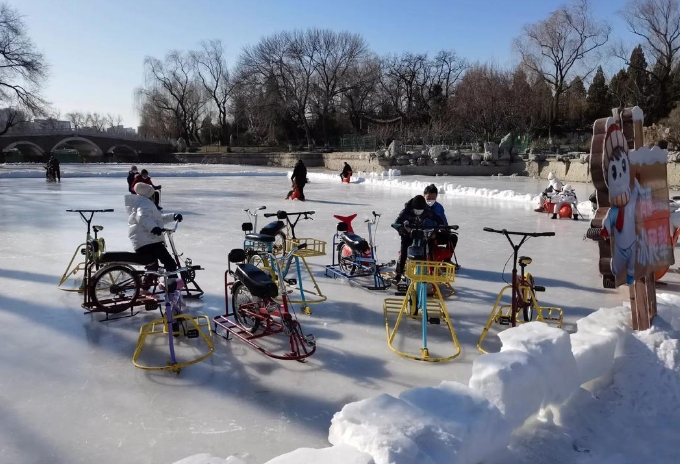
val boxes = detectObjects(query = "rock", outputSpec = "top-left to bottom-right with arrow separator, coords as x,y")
484,142 -> 499,160
483,152 -> 494,162
481,160 -> 492,166
388,140 -> 403,158
459,155 -> 471,165
579,153 -> 590,164
556,155 -> 571,162
449,149 -> 462,161
375,148 -> 387,158
472,142 -> 482,153
668,151 -> 680,163
428,145 -> 447,158
529,153 -> 547,162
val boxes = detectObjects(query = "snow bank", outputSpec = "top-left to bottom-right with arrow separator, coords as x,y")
0,168 -> 286,179
174,298 -> 680,464
328,382 -> 510,464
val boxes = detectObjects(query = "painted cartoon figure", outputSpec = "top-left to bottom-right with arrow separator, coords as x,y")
601,123 -> 640,285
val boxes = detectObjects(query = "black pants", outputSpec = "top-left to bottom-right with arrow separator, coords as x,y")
136,241 -> 177,288
396,236 -> 410,276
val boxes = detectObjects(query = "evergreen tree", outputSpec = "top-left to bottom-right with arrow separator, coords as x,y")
586,67 -> 613,120
609,69 -> 630,107
564,76 -> 587,130
627,45 -> 649,107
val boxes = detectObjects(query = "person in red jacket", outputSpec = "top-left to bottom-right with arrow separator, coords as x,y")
131,169 -> 162,208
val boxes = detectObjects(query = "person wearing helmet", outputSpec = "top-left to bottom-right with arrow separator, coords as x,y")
535,172 -> 563,212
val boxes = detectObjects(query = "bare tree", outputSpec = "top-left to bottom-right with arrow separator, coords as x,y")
309,29 -> 368,146
341,56 -> 381,132
514,0 -> 610,132
192,39 -> 234,145
66,111 -> 85,129
0,3 -> 49,135
615,0 -> 680,120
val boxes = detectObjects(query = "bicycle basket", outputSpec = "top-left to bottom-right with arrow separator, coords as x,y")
405,260 -> 456,283
287,237 -> 326,257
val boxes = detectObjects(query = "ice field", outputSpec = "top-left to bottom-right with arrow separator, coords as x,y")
1,164 -> 678,464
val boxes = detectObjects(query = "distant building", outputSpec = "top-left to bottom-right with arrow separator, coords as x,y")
33,118 -> 72,130
107,125 -> 136,135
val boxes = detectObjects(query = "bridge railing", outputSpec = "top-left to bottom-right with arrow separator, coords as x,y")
2,126 -> 172,144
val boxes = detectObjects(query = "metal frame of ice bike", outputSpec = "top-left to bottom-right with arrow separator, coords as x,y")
383,224 -> 461,362
477,227 -> 563,354
241,206 -> 287,256
132,265 -> 214,373
213,243 -> 316,362
325,211 -> 394,290
87,222 -> 203,321
252,210 -> 327,314
58,209 -> 113,292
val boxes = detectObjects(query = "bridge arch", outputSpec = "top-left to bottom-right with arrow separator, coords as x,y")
106,144 -> 138,156
50,137 -> 102,157
4,141 -> 45,157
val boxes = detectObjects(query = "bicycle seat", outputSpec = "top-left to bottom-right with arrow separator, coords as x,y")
235,264 -> 278,299
99,252 -> 155,266
245,233 -> 276,243
93,225 -> 104,232
519,256 -> 532,266
340,233 -> 369,253
259,220 -> 285,236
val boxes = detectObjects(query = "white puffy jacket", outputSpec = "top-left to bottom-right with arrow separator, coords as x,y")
125,194 -> 175,250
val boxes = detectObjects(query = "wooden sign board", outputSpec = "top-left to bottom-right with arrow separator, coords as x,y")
589,106 -> 673,329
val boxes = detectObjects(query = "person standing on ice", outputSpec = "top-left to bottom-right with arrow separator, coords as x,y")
340,162 -> 352,181
127,165 -> 139,193
391,194 -> 443,283
126,183 -> 183,293
287,159 -> 308,201
534,172 -> 563,212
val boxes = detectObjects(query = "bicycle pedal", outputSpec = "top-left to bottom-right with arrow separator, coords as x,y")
305,334 -> 316,347
397,283 -> 408,292
302,306 -> 312,315
534,285 -> 545,292
186,328 -> 199,338
499,316 -> 511,325
285,278 -> 297,285
428,317 -> 441,325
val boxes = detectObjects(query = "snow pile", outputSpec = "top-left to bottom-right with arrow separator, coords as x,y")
174,297 -> 680,464
0,167 -> 285,179
328,382 -> 510,464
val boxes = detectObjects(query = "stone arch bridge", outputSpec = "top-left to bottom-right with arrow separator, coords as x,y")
0,129 -> 173,161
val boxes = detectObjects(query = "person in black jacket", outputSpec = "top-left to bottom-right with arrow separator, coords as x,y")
340,162 -> 352,181
48,156 -> 61,182
391,195 -> 443,283
287,159 -> 308,201
127,165 -> 139,193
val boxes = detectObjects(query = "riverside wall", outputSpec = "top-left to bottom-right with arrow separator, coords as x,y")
171,151 -> 680,187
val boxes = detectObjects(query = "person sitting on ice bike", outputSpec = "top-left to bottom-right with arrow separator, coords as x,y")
391,194 -> 445,284
423,183 -> 458,263
126,182 -> 183,293
534,171 -> 563,212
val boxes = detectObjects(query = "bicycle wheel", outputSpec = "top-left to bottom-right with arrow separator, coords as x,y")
231,281 -> 262,333
523,273 -> 535,322
248,253 -> 277,281
90,265 -> 140,313
273,232 -> 287,257
337,244 -> 357,275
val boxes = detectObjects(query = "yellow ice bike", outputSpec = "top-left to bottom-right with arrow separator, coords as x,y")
477,227 -> 564,354
383,224 -> 461,362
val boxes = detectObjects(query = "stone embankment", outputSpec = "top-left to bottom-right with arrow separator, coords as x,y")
173,151 -> 680,187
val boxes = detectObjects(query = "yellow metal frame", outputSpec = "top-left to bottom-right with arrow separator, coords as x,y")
477,273 -> 564,354
132,314 -> 214,373
286,237 -> 326,257
58,237 -> 106,292
383,260 -> 460,362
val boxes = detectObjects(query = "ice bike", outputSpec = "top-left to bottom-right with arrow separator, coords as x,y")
241,205 -> 287,257
133,266 -> 213,373
325,211 -> 395,290
58,209 -> 114,293
477,227 -> 564,354
87,222 -> 203,320
247,209 -> 327,313
213,243 -> 316,361
540,187 -> 583,220
383,223 -> 461,362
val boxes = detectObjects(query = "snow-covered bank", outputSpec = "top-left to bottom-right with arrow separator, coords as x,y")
177,296 -> 680,464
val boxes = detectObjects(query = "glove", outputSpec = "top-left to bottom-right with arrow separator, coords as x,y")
173,213 -> 183,222
151,227 -> 163,236
155,185 -> 162,190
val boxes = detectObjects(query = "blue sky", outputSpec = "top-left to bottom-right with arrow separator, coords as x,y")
12,0 -> 637,127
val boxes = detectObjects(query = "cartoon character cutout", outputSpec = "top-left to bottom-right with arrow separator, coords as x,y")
601,123 -> 641,285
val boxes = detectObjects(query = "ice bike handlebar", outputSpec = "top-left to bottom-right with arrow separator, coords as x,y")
263,210 -> 315,219
483,227 -> 554,237
66,209 -> 114,213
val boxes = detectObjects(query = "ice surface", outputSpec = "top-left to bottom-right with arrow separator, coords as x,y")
263,444 -> 374,464
0,163 -> 667,464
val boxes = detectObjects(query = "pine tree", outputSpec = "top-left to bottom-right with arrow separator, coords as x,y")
627,45 -> 649,107
586,67 -> 613,120
564,76 -> 587,130
609,69 -> 630,107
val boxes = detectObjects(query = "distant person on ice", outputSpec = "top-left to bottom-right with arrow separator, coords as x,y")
131,169 -> 162,209
286,159 -> 308,201
127,165 -> 139,193
340,162 -> 352,182
534,171 -> 563,212
47,156 -> 60,182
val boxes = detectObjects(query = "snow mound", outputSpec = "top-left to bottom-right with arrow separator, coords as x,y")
264,444 -> 375,464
